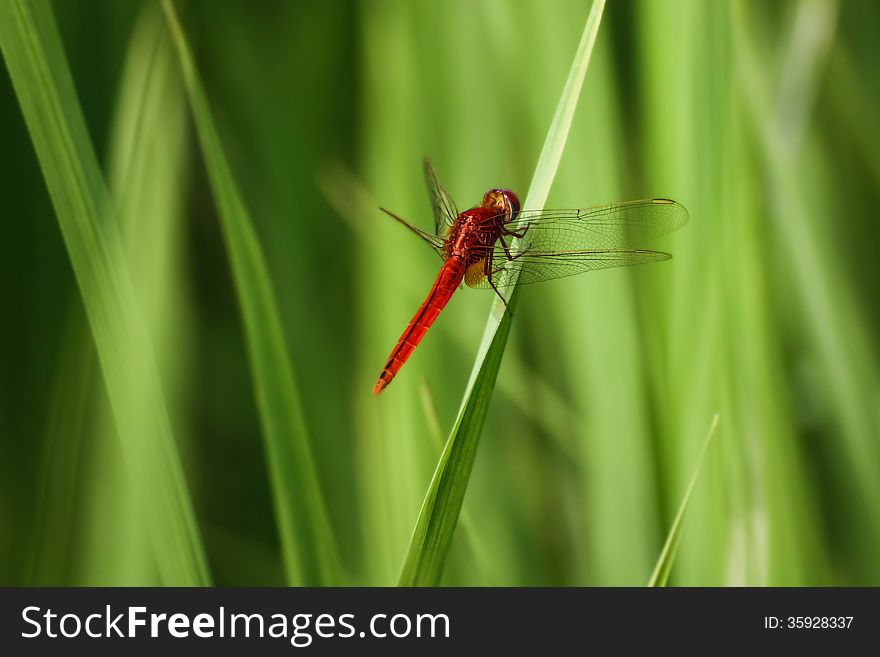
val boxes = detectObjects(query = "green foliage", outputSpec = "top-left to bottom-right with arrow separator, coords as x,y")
0,0 -> 208,585
648,414 -> 719,587
161,0 -> 340,586
1,0 -> 878,587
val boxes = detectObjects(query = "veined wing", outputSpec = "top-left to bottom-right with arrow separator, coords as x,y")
464,198 -> 687,288
423,158 -> 458,235
379,207 -> 445,255
465,249 -> 672,288
510,198 -> 688,251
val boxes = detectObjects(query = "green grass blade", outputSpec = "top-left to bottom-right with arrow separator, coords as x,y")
648,414 -> 720,587
397,0 -> 607,587
24,305 -> 94,585
732,0 -> 880,553
418,380 -> 498,586
77,2 -> 191,586
161,0 -> 341,586
0,0 -> 208,585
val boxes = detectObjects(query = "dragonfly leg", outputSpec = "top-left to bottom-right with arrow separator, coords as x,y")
502,222 -> 531,239
484,251 -> 512,315
498,235 -> 529,262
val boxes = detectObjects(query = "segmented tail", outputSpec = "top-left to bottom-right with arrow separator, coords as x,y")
373,259 -> 465,395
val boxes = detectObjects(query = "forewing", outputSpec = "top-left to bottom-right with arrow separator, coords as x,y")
423,158 -> 459,235
465,198 -> 687,288
512,198 -> 688,252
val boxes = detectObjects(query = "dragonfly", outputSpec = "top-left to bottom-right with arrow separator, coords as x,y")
373,159 -> 688,395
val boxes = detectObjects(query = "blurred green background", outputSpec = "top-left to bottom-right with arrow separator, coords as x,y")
2,0 -> 879,586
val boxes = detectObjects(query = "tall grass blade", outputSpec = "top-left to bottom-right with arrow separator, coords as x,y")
648,414 -> 720,587
161,0 -> 341,585
0,0 -> 208,585
398,0 -> 607,586
76,2 -> 191,585
418,380 -> 497,585
24,306 -> 94,585
732,0 -> 880,551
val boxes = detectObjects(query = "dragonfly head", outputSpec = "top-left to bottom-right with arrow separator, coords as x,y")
482,188 -> 521,224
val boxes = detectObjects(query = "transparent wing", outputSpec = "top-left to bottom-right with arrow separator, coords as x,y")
379,207 -> 445,255
464,198 -> 688,288
423,158 -> 458,235
466,249 -> 672,288
512,198 -> 688,251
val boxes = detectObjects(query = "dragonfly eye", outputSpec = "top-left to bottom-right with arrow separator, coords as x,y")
501,190 -> 520,222
483,188 -> 520,222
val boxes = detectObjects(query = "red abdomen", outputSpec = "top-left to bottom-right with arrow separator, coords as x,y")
373,258 -> 466,395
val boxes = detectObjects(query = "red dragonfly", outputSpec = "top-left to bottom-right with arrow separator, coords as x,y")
373,159 -> 688,395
